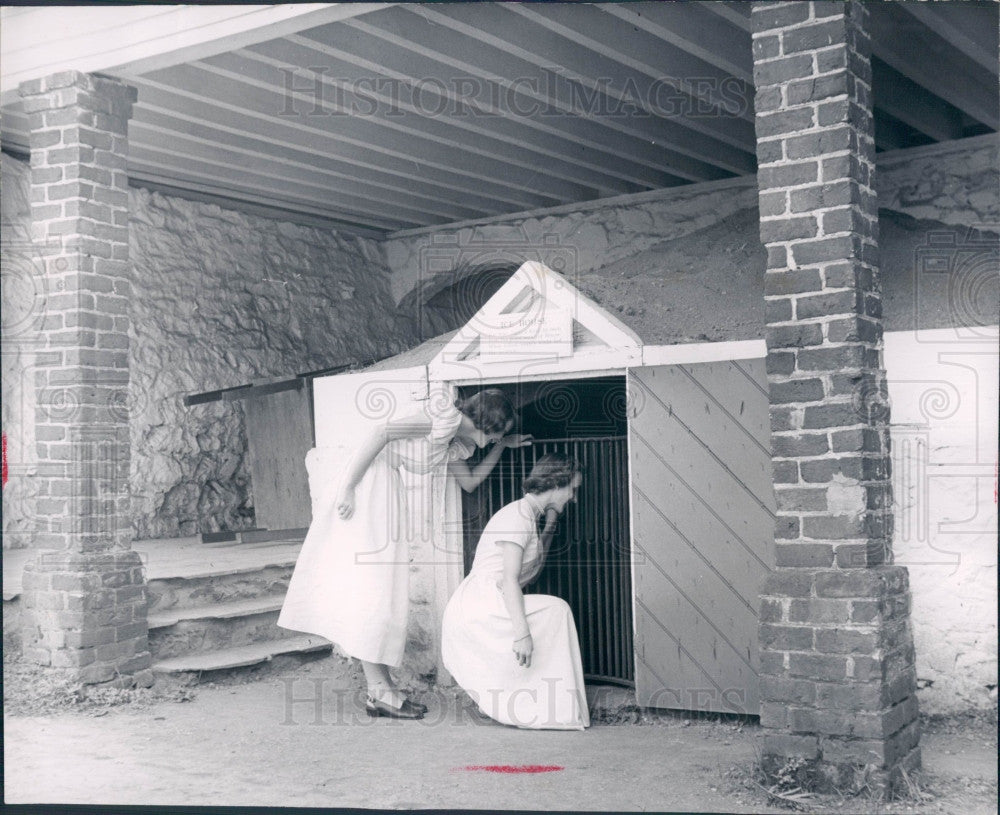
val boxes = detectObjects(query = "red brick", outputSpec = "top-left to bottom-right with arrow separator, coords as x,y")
766,349 -> 795,375
774,516 -> 800,540
759,161 -> 820,190
756,107 -> 816,139
767,269 -> 825,296
763,569 -> 815,597
783,20 -> 847,55
752,3 -> 811,33
815,628 -> 878,654
761,623 -> 815,651
768,323 -> 824,348
788,652 -> 848,681
775,543 -> 834,567
772,432 -> 829,457
770,378 -> 824,404
789,598 -> 852,624
796,344 -> 866,371
776,487 -> 827,512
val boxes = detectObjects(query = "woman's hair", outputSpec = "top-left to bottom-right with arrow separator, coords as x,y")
455,389 -> 516,436
523,453 -> 582,495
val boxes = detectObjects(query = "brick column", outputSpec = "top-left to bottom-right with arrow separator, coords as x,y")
18,72 -> 151,687
751,2 -> 920,791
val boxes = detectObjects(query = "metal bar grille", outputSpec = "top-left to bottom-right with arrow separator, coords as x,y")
462,436 -> 634,686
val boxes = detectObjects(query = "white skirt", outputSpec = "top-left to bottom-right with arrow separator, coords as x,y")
442,572 -> 590,730
277,450 -> 411,666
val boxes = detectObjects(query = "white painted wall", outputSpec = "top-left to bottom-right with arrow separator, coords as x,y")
885,326 -> 999,714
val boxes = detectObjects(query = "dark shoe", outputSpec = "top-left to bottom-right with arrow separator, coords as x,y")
408,698 -> 428,714
365,695 -> 425,720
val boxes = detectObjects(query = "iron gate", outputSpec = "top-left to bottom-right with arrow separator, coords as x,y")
463,436 -> 634,686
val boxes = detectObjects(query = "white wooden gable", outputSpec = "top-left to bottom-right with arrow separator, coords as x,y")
429,261 -> 642,383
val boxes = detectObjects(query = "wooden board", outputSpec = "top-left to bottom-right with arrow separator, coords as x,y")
628,359 -> 775,714
243,386 -> 314,531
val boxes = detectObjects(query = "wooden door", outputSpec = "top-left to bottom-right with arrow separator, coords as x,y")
628,359 -> 775,714
243,386 -> 313,531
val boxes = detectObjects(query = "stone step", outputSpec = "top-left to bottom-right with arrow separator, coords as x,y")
146,564 -> 295,614
147,595 -> 286,629
147,598 -> 297,661
151,634 -> 331,675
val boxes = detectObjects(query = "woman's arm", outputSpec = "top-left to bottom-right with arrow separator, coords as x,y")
335,412 -> 434,518
448,434 -> 533,493
499,541 -> 533,668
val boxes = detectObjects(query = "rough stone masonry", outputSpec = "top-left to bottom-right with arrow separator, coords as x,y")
751,0 -> 920,790
17,71 -> 151,686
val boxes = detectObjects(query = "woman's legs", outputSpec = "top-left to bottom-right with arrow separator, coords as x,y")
360,660 -> 405,707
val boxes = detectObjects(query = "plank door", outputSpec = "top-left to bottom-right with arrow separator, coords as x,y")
628,359 -> 775,715
244,386 -> 313,531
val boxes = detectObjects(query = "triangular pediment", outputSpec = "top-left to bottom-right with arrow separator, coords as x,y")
431,262 -> 641,375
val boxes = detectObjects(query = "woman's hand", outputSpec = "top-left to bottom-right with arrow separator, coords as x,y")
513,633 -> 533,668
336,485 -> 355,520
500,433 -> 533,449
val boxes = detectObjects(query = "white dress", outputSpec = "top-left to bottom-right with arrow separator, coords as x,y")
277,402 -> 473,667
442,496 -> 590,730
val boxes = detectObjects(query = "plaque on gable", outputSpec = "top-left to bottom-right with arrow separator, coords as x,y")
479,301 -> 573,360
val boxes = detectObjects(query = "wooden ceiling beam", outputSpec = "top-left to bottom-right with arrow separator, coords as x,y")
408,3 -> 756,170
0,4 -> 390,106
332,13 -> 728,183
129,151 -> 415,232
128,143 -> 427,231
154,61 -> 601,203
515,3 -> 756,124
869,3 -> 998,130
201,51 -> 639,198
871,58 -> 964,143
130,174 -> 394,238
128,119 -> 492,224
131,105 -> 520,219
600,2 -> 753,83
894,2 -> 998,74
701,2 -> 752,33
130,77 -> 559,213
272,31 -> 692,188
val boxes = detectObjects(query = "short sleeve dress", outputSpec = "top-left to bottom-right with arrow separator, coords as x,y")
441,496 -> 590,730
278,401 -> 474,667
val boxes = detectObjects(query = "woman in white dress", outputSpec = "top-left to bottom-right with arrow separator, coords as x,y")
278,389 -> 530,719
442,453 -> 590,730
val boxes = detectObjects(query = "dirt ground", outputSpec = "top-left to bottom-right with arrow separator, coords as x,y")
3,654 -> 997,814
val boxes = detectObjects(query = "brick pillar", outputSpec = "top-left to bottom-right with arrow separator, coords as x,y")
18,71 -> 151,687
751,1 -> 920,791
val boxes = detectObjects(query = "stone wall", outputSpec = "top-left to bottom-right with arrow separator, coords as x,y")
3,152 -> 417,543
383,134 -> 997,311
128,187 -> 417,539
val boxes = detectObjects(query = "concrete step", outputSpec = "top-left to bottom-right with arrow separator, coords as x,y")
151,634 -> 331,675
147,564 -> 295,614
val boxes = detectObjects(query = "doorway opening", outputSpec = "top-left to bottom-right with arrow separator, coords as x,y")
459,375 -> 633,687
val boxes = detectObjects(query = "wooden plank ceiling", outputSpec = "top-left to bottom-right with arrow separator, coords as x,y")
2,2 -> 996,237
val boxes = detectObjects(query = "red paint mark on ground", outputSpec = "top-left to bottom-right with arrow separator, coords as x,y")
1,433 -> 7,489
455,765 -> 563,774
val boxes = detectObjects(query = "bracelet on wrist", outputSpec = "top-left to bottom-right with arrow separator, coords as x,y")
514,633 -> 531,642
